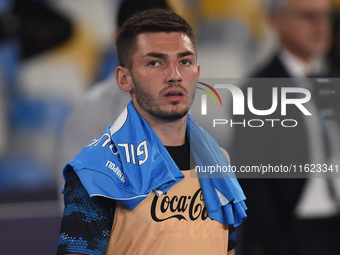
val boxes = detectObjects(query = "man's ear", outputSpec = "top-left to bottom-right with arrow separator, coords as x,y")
115,66 -> 133,92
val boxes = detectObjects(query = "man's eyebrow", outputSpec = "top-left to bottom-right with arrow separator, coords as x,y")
178,51 -> 195,58
143,51 -> 195,59
143,52 -> 167,59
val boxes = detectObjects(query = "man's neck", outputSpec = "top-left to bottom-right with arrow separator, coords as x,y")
148,116 -> 187,146
279,48 -> 322,77
281,43 -> 312,64
130,100 -> 188,146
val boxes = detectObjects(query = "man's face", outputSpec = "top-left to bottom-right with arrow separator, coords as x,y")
128,32 -> 200,122
272,0 -> 332,61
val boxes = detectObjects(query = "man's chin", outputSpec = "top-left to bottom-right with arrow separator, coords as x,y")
152,107 -> 189,121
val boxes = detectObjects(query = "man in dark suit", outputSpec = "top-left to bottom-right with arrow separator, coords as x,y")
232,0 -> 338,254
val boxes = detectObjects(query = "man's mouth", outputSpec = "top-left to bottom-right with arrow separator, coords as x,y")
164,90 -> 184,97
164,89 -> 185,102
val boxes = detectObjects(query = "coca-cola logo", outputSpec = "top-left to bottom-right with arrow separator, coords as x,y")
150,188 -> 210,222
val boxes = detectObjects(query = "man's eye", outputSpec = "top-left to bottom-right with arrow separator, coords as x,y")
148,61 -> 160,67
180,60 -> 192,65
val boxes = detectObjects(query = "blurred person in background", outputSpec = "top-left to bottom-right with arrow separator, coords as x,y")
256,0 -> 333,78
328,0 -> 340,76
232,0 -> 340,255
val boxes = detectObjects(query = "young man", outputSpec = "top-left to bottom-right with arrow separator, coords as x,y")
57,9 -> 246,255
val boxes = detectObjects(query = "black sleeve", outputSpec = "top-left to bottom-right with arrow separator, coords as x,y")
228,225 -> 237,251
57,170 -> 115,255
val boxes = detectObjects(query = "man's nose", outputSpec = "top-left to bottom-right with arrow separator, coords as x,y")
165,62 -> 182,84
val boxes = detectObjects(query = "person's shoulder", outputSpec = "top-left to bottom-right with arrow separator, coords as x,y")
249,53 -> 289,78
81,75 -> 120,103
66,74 -> 130,125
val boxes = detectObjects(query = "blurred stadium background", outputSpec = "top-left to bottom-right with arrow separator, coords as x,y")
0,0 -> 339,254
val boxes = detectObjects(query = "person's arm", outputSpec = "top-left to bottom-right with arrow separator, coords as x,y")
227,249 -> 235,255
227,225 -> 237,252
57,170 -> 115,255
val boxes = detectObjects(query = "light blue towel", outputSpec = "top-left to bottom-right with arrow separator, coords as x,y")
64,101 -> 247,226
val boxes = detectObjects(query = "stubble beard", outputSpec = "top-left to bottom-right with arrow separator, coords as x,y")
131,76 -> 195,121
